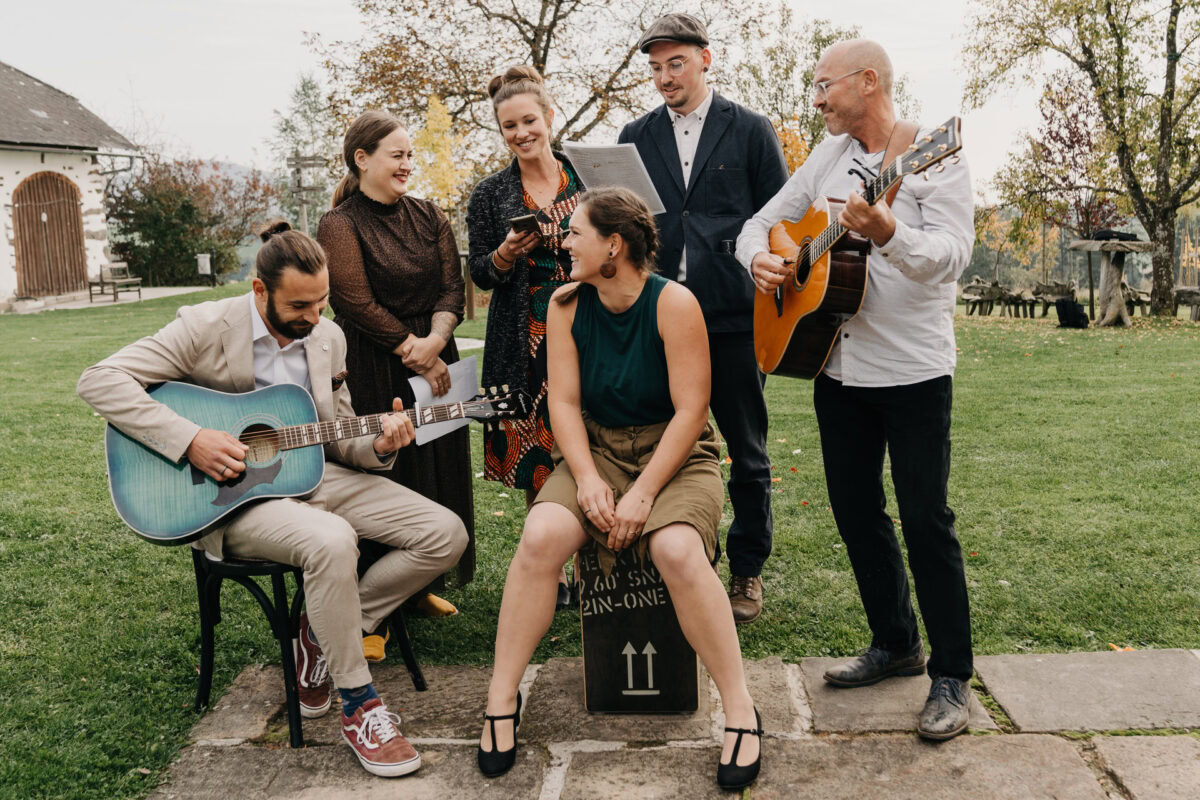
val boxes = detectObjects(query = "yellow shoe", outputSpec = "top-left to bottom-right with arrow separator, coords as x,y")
362,627 -> 390,662
412,592 -> 458,618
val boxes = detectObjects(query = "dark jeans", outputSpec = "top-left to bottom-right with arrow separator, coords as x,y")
708,331 -> 773,577
813,373 -> 973,681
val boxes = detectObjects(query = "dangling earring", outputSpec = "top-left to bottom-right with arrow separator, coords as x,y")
600,251 -> 616,279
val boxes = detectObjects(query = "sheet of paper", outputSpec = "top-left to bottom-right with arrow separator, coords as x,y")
562,142 -> 667,215
407,355 -> 477,446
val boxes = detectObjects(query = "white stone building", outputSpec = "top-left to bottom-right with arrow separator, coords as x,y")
0,60 -> 135,302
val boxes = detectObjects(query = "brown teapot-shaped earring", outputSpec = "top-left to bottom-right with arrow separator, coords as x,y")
600,250 -> 617,279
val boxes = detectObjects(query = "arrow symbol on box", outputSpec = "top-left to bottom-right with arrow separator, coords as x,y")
622,642 -> 637,689
643,642 -> 657,689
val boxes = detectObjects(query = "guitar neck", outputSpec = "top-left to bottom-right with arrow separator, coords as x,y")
274,401 -> 469,451
809,159 -> 902,264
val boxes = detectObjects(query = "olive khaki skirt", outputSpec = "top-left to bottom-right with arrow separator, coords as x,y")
535,415 -> 723,574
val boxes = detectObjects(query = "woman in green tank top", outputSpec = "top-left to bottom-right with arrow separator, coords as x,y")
476,188 -> 763,791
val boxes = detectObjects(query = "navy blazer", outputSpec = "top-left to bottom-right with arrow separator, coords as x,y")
619,93 -> 788,333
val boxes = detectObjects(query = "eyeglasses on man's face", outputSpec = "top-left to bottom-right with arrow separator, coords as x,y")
813,68 -> 866,98
649,56 -> 691,78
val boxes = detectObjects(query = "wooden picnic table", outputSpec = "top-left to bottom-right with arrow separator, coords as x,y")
1068,240 -> 1155,327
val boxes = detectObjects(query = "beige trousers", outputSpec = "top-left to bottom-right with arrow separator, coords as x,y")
220,463 -> 468,689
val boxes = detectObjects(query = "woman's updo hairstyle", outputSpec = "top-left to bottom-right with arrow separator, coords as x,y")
487,65 -> 554,124
331,110 -> 404,208
255,219 -> 327,290
578,187 -> 660,271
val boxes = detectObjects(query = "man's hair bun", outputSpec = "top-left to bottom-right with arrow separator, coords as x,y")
258,219 -> 292,243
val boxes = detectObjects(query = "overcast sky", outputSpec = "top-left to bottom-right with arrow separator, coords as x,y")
1,0 -> 1040,194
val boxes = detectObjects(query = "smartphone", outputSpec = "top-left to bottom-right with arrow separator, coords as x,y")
509,214 -> 540,234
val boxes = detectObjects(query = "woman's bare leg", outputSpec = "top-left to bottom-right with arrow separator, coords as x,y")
482,502 -> 588,751
647,524 -> 760,767
527,488 -> 570,587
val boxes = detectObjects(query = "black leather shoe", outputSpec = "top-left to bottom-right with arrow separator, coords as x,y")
555,581 -> 571,611
918,676 -> 969,740
477,692 -> 522,777
717,708 -> 763,790
823,642 -> 926,687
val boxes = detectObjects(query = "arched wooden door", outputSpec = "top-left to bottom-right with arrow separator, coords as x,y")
12,172 -> 88,297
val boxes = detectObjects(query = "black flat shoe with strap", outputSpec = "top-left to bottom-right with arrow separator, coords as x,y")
477,691 -> 523,777
717,707 -> 763,790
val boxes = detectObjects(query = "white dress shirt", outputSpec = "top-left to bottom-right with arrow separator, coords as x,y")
669,89 -> 714,283
736,130 -> 974,387
249,292 -> 313,394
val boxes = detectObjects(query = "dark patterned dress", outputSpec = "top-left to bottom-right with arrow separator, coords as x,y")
483,164 -> 581,490
317,191 -> 475,584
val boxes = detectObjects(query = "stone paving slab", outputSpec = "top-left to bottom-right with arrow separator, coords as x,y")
1094,736 -> 1200,800
283,664 -> 492,745
799,657 -> 997,734
560,747 -> 725,800
190,665 -> 285,744
976,650 -> 1200,731
751,734 -> 1106,800
149,743 -> 547,799
520,658 -> 712,743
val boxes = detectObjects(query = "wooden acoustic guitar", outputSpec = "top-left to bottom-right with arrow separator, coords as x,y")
753,117 -> 963,378
105,381 -> 532,544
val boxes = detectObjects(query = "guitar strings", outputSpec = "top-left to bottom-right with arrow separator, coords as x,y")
232,400 -> 492,445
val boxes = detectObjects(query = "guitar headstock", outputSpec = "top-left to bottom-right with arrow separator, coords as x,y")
896,116 -> 961,180
465,385 -> 535,421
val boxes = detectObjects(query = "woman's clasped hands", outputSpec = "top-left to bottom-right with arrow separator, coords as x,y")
397,333 -> 451,396
577,473 -> 654,552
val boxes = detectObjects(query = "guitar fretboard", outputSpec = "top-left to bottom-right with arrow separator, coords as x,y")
804,161 -> 900,267
270,402 -> 474,451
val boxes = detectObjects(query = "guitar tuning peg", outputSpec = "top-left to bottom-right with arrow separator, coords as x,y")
488,385 -> 497,396
501,384 -> 509,393
935,163 -> 946,173
950,155 -> 961,165
923,172 -> 930,181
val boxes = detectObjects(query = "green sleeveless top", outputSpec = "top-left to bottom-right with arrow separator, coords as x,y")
571,273 -> 675,428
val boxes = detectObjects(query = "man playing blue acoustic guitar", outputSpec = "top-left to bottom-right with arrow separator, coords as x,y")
77,222 -> 467,778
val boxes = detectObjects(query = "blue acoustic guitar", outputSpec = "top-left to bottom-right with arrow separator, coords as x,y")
105,381 -> 531,545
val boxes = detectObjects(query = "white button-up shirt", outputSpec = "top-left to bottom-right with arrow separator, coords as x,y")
249,292 -> 313,394
736,130 -> 974,387
669,89 -> 713,283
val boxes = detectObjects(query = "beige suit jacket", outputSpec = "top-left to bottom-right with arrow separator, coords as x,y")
77,294 -> 395,556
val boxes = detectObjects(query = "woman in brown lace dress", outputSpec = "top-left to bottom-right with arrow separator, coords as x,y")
318,111 -> 474,615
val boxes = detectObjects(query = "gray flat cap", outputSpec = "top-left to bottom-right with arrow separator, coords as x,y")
637,13 -> 709,53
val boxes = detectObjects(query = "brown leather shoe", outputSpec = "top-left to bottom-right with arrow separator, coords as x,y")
728,575 -> 763,624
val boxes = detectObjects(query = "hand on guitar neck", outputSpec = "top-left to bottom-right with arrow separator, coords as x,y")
185,395 -> 416,480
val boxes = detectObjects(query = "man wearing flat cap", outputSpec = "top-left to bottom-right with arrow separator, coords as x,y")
619,13 -> 788,623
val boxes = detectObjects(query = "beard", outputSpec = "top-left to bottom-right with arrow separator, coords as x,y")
265,294 -> 314,341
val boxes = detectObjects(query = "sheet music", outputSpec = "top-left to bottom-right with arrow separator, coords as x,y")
562,142 -> 667,215
407,355 -> 477,446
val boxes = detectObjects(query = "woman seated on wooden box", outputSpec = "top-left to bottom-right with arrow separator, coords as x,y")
475,187 -> 763,790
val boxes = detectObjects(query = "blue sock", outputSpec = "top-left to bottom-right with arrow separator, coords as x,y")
339,683 -> 378,717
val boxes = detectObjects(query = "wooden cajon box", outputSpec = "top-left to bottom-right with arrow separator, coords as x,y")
578,539 -> 699,714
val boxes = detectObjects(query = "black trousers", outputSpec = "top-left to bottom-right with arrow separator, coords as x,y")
708,331 -> 773,577
813,373 -> 973,681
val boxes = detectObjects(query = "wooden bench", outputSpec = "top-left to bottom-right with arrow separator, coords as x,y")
1122,283 -> 1152,317
1000,289 -> 1036,318
1033,280 -> 1077,317
1174,287 -> 1200,321
88,263 -> 142,302
961,278 -> 1005,316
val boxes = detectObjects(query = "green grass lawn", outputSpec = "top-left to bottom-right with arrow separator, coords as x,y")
1,287 -> 1198,798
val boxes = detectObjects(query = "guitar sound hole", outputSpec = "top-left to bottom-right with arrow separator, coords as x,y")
240,423 -> 280,465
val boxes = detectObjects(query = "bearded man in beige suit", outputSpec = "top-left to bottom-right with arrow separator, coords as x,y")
77,224 -> 467,778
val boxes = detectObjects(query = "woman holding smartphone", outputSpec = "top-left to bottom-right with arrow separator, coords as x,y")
467,65 -> 583,608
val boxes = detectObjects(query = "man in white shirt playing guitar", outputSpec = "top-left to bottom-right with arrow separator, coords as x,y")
736,39 -> 976,740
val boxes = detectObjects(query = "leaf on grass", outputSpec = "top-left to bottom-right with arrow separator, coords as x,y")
775,438 -> 787,443
771,477 -> 782,483
492,511 -> 504,517
137,768 -> 151,775
790,467 -> 797,472
792,448 -> 802,454
724,457 -> 732,464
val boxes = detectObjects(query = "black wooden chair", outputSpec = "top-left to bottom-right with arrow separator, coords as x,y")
191,546 -> 427,748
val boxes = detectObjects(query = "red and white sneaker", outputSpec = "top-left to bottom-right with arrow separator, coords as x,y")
341,697 -> 421,777
294,613 -> 330,719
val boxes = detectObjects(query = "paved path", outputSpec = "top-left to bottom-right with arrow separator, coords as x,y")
151,650 -> 1200,799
